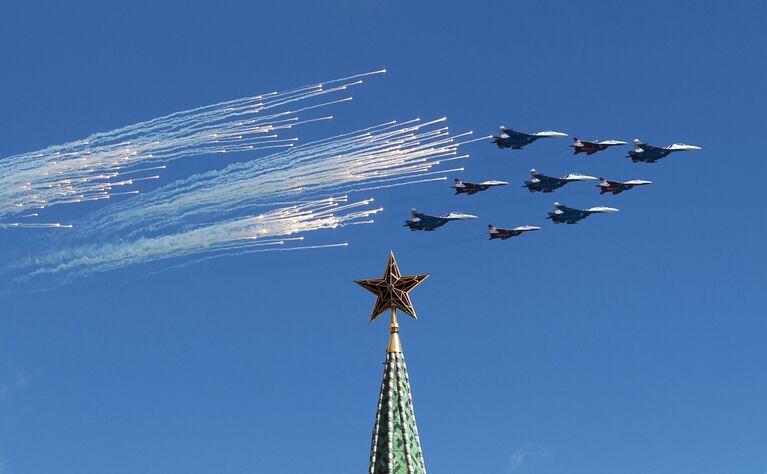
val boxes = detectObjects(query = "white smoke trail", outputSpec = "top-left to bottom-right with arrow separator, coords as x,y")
6,119 -> 489,284
1,77 -> 497,288
76,119 -> 487,239
0,70 -> 385,224
14,197 -> 379,282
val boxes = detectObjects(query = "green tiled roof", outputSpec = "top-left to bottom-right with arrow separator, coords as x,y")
369,350 -> 427,474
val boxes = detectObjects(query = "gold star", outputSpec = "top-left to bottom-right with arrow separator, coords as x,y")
355,251 -> 429,323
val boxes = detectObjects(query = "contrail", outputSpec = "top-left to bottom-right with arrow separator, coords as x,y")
0,70 -> 385,225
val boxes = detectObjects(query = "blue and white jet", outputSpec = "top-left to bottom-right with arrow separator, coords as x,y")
452,178 -> 509,195
524,168 -> 597,193
628,139 -> 702,163
404,208 -> 478,231
546,202 -> 619,224
491,126 -> 567,150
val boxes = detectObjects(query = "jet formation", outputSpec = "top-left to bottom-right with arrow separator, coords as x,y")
404,125 -> 701,240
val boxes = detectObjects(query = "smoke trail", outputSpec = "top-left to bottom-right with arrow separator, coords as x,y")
77,118 -> 485,238
0,70 -> 385,224
14,197 -> 379,282
6,119 -> 490,285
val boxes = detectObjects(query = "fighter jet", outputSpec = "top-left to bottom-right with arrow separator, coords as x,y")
404,208 -> 478,231
628,139 -> 702,163
491,126 -> 567,150
523,169 -> 597,193
488,224 -> 541,240
570,137 -> 627,155
546,202 -> 619,224
452,178 -> 509,195
597,177 -> 653,195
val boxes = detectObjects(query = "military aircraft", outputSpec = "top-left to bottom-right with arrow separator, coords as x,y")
404,208 -> 478,231
491,126 -> 567,149
597,177 -> 653,195
523,168 -> 597,193
628,139 -> 702,163
546,202 -> 619,224
452,178 -> 509,195
570,137 -> 627,155
488,224 -> 541,240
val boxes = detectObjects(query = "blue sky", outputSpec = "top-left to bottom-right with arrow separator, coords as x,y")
1,0 -> 766,473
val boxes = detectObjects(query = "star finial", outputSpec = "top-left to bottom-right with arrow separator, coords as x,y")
354,251 -> 429,323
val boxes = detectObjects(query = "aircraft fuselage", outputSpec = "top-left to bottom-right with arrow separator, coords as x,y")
494,136 -> 539,149
547,209 -> 590,224
628,149 -> 672,163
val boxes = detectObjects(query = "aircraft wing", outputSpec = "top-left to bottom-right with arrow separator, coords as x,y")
598,139 -> 627,146
666,143 -> 702,151
479,180 -> 509,186
500,127 -> 530,138
562,173 -> 597,182
585,206 -> 619,213
442,211 -> 478,220
623,179 -> 653,185
513,225 -> 541,232
533,130 -> 568,138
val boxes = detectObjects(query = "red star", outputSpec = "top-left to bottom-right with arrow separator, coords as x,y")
355,251 -> 429,323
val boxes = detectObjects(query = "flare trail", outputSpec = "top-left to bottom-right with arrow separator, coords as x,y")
0,70 -> 385,226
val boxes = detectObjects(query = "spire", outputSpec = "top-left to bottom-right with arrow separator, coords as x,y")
356,252 -> 429,474
368,343 -> 427,474
387,308 -> 402,354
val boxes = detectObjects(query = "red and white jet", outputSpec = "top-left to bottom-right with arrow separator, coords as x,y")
596,177 -> 653,195
570,137 -> 627,155
488,224 -> 541,240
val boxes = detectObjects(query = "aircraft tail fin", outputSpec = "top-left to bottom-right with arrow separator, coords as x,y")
453,178 -> 466,194
488,224 -> 500,239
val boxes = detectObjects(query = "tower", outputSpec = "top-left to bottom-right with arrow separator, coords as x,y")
355,251 -> 429,474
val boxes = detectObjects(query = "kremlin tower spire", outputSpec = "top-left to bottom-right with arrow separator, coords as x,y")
355,252 -> 429,474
